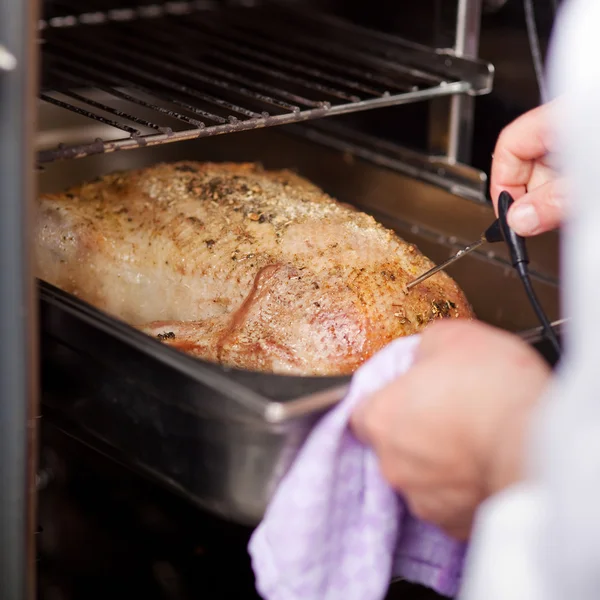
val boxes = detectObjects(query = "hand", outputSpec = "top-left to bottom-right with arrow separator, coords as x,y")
490,100 -> 565,236
350,320 -> 551,540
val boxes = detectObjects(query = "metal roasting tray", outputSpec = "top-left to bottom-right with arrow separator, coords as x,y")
38,103 -> 561,524
36,0 -> 494,163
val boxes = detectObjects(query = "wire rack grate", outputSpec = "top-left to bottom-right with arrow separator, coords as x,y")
38,1 -> 493,163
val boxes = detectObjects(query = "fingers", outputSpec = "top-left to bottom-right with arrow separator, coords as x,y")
351,321 -> 518,446
352,322 -> 498,443
507,177 -> 566,236
490,102 -> 556,212
416,319 -> 499,362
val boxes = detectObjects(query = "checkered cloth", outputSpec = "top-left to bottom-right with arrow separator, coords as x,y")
249,335 -> 467,600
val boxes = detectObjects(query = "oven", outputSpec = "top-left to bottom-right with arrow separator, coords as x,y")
0,1 -> 561,598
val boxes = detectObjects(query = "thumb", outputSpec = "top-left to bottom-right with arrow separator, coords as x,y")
507,178 -> 566,236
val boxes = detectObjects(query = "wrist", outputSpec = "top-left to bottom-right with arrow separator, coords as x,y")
484,399 -> 533,495
475,350 -> 552,497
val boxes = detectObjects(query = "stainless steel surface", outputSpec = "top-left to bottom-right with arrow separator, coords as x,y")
405,236 -> 485,290
0,45 -> 16,71
519,318 -> 567,345
448,0 -> 482,163
299,120 -> 489,202
0,0 -> 40,596
429,0 -> 483,164
38,102 -> 559,523
265,383 -> 351,423
37,0 -> 493,163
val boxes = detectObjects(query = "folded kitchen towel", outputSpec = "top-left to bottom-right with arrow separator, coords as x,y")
248,335 -> 467,600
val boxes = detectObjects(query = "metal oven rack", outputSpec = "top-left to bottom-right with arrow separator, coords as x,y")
430,0 -> 484,164
1,1 -> 494,599
37,0 -> 493,164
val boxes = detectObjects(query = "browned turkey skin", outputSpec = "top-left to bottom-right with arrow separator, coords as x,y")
36,161 -> 475,375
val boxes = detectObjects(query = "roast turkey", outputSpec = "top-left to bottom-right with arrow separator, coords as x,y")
36,161 -> 474,375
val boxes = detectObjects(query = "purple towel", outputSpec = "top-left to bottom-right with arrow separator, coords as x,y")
248,335 -> 467,600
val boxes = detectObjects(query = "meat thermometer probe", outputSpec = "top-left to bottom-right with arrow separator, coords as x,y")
404,218 -> 503,291
405,191 -> 561,358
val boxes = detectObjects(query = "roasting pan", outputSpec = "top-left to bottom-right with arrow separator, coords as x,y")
38,101 -> 561,524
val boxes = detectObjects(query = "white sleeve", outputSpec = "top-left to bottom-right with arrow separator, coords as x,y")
459,0 -> 600,598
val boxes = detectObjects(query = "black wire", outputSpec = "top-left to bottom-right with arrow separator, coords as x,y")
516,262 -> 561,358
495,191 -> 560,360
524,0 -> 547,100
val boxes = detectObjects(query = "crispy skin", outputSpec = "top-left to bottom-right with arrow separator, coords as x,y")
36,161 -> 474,375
